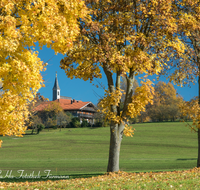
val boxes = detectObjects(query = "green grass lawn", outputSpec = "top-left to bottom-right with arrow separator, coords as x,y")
1,168 -> 200,189
0,122 -> 198,179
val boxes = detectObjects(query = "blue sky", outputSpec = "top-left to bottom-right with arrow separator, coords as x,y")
37,46 -> 198,105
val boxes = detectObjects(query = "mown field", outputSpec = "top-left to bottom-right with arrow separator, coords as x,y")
0,122 -> 197,180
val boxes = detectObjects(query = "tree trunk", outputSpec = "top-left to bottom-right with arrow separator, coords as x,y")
198,73 -> 200,167
197,128 -> 200,167
196,35 -> 200,167
107,122 -> 124,172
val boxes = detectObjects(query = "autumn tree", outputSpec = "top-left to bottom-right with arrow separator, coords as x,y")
28,93 -> 48,112
29,115 -> 43,134
120,77 -> 139,123
180,97 -> 198,125
60,0 -> 188,172
178,0 -> 200,168
120,76 -> 139,103
26,93 -> 48,133
0,81 -> 3,97
0,0 -> 88,147
38,101 -> 63,124
147,81 -> 183,122
93,101 -> 110,127
35,101 -> 63,131
160,0 -> 200,167
57,111 -> 72,131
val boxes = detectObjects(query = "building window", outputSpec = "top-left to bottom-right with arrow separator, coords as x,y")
58,91 -> 59,95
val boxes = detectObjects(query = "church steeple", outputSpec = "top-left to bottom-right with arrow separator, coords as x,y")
52,72 -> 60,101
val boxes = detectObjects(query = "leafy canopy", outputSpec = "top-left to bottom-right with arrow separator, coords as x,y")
60,0 -> 188,132
0,0 -> 88,147
162,0 -> 200,85
147,81 -> 183,122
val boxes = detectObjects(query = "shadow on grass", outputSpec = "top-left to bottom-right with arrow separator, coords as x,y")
177,158 -> 197,161
132,120 -> 193,124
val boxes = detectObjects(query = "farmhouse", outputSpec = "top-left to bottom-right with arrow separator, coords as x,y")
34,73 -> 96,123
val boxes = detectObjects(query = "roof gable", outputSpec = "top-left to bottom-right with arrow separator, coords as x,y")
34,99 -> 96,112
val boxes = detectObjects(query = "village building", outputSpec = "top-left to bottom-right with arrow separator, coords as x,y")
34,73 -> 96,124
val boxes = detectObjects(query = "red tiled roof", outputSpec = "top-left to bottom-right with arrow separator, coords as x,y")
33,99 -> 91,112
55,99 -> 91,110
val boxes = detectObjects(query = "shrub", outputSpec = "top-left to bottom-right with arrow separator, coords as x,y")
70,117 -> 81,128
94,121 -> 103,127
53,125 -> 58,129
103,121 -> 110,127
88,123 -> 92,128
66,123 -> 72,128
37,124 -> 45,134
81,119 -> 88,128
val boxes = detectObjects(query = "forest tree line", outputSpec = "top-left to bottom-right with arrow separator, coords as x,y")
95,80 -> 193,124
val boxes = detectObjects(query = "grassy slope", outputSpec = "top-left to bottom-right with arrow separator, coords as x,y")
0,122 -> 197,178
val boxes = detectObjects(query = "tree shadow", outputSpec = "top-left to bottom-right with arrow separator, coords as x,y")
176,158 -> 196,161
24,133 -> 38,135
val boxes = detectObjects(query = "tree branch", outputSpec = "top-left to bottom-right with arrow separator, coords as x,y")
121,69 -> 135,117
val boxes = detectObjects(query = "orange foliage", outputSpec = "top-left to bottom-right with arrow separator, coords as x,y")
0,0 -> 88,140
